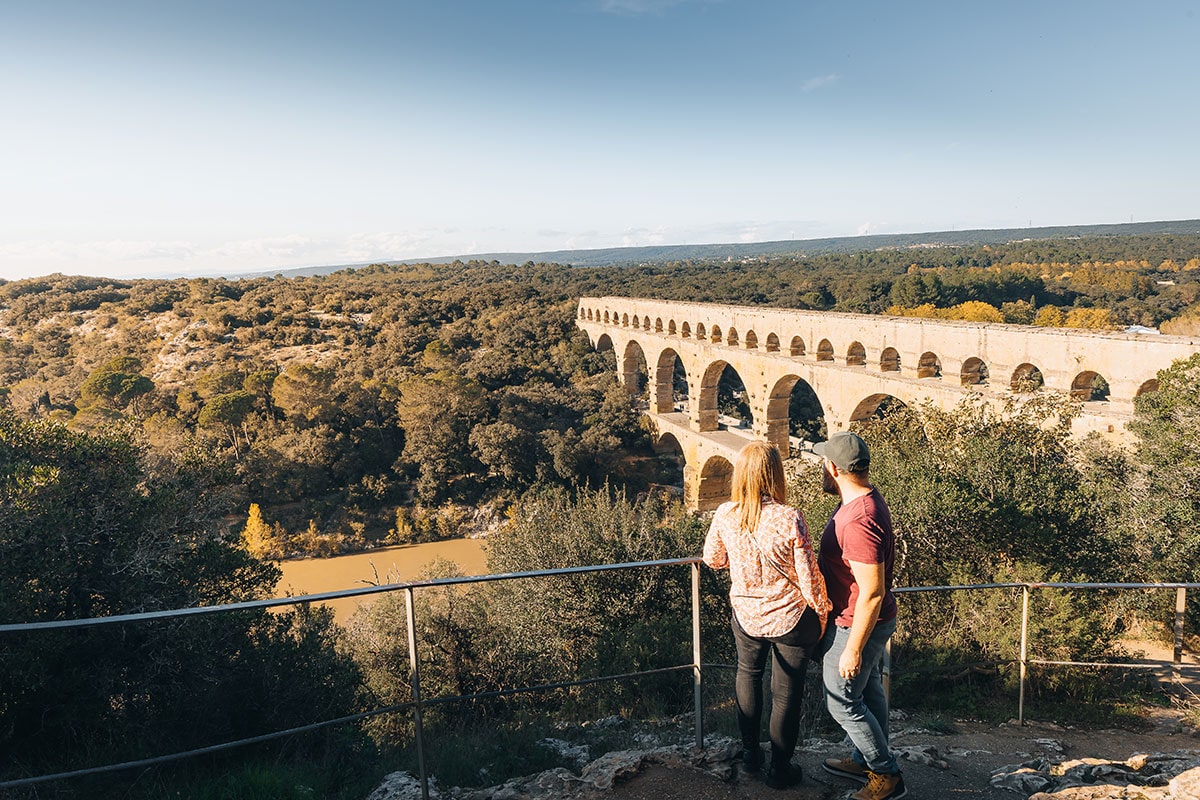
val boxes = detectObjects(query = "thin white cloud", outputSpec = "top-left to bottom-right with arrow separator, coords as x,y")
620,227 -> 669,247
801,73 -> 840,92
210,235 -> 319,262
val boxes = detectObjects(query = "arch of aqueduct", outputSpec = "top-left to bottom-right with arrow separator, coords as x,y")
576,296 -> 1200,511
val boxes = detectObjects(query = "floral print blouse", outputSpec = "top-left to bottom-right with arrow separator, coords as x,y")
702,497 -> 832,637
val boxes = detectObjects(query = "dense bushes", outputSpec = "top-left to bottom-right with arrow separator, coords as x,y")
341,487 -> 711,751
0,412 -> 365,793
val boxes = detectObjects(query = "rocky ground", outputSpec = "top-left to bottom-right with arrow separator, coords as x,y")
370,643 -> 1200,800
367,706 -> 1200,800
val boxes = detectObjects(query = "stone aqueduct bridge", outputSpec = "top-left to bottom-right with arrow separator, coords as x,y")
575,296 -> 1200,510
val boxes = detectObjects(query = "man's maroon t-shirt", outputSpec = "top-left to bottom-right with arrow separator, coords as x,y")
817,489 -> 897,628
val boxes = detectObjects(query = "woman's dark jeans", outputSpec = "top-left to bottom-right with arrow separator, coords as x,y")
731,611 -> 822,761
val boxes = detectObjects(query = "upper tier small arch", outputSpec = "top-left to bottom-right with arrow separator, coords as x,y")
961,357 -> 988,386
1071,370 -> 1110,402
1010,363 -> 1045,392
917,351 -> 942,379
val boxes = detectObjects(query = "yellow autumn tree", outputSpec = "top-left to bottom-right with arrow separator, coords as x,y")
1162,307 -> 1200,335
951,301 -> 1003,323
1064,307 -> 1119,330
1033,306 -> 1065,327
240,503 -> 275,559
886,303 -> 940,319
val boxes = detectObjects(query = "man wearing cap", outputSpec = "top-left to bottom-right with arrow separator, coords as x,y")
812,432 -> 905,800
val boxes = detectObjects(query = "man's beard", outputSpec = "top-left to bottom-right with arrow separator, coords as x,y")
822,467 -> 839,496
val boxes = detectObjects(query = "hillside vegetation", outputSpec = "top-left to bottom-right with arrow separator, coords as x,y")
2,234 -> 1200,552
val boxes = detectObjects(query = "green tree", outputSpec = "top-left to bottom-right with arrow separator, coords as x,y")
272,363 -> 337,425
1126,354 -> 1200,587
397,371 -> 487,503
78,356 -> 154,415
198,390 -> 256,458
485,487 -> 708,689
243,368 -> 279,414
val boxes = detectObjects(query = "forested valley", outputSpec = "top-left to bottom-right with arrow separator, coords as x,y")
4,233 -> 1200,798
3,234 -> 1200,552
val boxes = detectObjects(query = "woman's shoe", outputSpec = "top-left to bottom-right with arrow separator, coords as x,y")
765,758 -> 800,789
741,746 -> 763,772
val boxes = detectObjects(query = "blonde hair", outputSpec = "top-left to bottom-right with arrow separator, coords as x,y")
731,441 -> 787,533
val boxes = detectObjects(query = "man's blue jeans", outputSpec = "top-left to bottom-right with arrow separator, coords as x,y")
821,616 -> 899,774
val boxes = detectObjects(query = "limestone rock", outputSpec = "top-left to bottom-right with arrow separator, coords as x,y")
1028,787 -> 1170,799
991,764 -> 1055,795
894,745 -> 949,769
537,738 -> 590,768
992,749 -> 1200,800
580,750 -> 648,791
1060,761 -> 1146,787
367,771 -> 440,800
1168,766 -> 1200,799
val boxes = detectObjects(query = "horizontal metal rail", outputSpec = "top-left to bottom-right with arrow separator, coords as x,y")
0,665 -> 695,790
1031,659 -> 1199,669
0,557 -> 704,633
0,701 -> 419,789
893,582 -> 1026,593
2,565 -> 1196,791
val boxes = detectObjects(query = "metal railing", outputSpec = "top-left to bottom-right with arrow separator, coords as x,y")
2,567 -> 1197,796
893,581 -> 1199,723
0,557 -> 707,798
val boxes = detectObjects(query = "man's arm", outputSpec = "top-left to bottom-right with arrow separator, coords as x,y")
837,560 -> 886,679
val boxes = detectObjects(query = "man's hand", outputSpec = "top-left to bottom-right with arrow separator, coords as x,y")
838,646 -> 862,680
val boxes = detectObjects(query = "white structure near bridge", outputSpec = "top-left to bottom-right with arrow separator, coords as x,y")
576,296 -> 1200,510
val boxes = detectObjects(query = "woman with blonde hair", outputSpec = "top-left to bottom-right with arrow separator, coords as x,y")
703,441 -> 832,789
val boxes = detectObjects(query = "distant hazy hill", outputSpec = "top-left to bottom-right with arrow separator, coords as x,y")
260,218 -> 1200,278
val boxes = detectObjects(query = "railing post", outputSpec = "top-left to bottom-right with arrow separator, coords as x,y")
1018,585 -> 1029,725
883,638 -> 892,706
691,561 -> 704,750
1175,587 -> 1187,669
405,587 -> 429,800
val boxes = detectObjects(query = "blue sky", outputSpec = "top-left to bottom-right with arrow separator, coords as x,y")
1,0 -> 1197,280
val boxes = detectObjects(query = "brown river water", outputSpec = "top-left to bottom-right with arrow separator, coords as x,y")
275,538 -> 488,623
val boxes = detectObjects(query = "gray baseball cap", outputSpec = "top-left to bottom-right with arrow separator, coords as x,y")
811,432 -> 870,471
